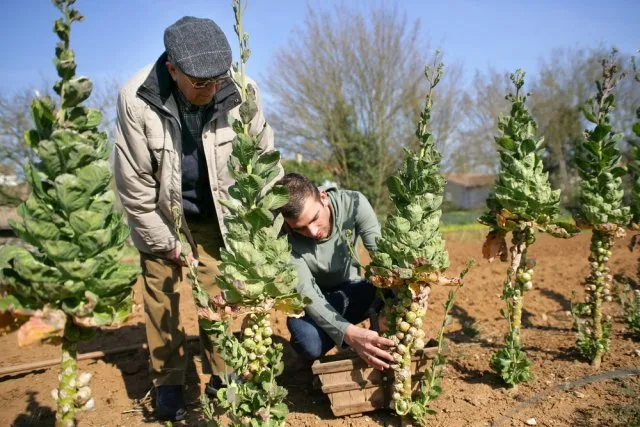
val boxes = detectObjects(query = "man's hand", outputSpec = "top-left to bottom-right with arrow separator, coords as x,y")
163,242 -> 195,267
344,324 -> 395,370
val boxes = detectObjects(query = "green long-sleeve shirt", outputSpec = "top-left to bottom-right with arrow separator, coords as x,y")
288,189 -> 380,346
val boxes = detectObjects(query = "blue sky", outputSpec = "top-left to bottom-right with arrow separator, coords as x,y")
0,0 -> 637,107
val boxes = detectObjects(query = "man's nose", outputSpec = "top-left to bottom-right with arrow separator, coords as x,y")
308,225 -> 320,238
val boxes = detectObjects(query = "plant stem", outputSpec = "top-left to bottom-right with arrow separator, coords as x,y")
508,231 -> 528,343
56,328 -> 78,427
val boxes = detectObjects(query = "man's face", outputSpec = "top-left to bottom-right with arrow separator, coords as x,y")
285,191 -> 332,240
166,62 -> 228,106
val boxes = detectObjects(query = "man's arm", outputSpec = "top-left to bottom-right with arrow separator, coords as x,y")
293,256 -> 394,370
292,256 -> 351,346
113,89 -> 178,255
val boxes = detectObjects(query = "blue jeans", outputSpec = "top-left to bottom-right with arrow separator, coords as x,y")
287,279 -> 381,360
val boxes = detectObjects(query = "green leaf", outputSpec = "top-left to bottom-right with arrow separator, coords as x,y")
55,174 -> 90,212
76,160 -> 112,195
78,228 -> 113,257
69,209 -> 107,234
61,77 -> 93,108
42,240 -> 81,261
65,107 -> 102,130
31,97 -> 55,139
258,185 -> 289,211
387,175 -> 409,203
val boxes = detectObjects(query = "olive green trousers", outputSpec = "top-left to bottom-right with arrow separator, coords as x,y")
140,218 -> 226,386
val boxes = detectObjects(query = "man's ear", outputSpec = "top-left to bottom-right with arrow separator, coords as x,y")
319,190 -> 329,206
166,62 -> 178,82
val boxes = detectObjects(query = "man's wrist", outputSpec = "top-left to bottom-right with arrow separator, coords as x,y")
343,324 -> 357,345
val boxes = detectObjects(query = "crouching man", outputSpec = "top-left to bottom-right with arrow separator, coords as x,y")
277,173 -> 394,370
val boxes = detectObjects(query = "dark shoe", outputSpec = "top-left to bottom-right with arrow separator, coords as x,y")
155,385 -> 187,421
205,374 -> 243,397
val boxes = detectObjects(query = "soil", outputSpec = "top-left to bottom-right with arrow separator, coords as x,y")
1,230 -> 640,427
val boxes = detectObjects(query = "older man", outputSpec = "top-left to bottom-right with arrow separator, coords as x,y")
114,16 -> 279,421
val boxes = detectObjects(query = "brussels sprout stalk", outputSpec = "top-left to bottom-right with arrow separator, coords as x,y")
366,55 -> 467,426
0,1 -> 137,425
571,50 -> 630,368
479,70 -> 575,386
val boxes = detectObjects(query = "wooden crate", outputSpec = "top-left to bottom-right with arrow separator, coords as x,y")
311,344 -> 444,417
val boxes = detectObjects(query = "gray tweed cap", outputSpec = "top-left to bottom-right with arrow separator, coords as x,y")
164,16 -> 232,79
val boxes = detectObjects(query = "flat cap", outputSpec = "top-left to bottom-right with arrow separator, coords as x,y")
164,16 -> 232,79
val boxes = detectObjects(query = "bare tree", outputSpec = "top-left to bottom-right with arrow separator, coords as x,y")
265,3 -> 463,210
449,68 -> 512,174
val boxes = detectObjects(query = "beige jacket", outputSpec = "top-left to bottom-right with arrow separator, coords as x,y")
114,54 -> 279,255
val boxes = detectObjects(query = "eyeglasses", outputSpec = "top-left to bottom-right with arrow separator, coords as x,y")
186,71 -> 231,90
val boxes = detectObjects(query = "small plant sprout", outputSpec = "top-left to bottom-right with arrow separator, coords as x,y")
571,50 -> 631,368
366,55 -> 470,426
479,69 -> 577,386
0,1 -> 139,425
173,1 -> 309,425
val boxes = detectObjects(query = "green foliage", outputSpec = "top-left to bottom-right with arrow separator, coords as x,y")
367,61 -> 449,284
0,0 -> 136,331
479,70 -> 566,232
574,50 -> 630,229
0,2 -> 138,425
617,283 -> 640,337
489,330 -> 532,386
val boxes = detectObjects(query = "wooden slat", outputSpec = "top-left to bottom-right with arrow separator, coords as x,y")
312,345 -> 445,375
331,401 -> 379,417
320,373 -> 425,394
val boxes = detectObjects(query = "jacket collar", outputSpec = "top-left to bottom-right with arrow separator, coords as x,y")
136,52 -> 242,119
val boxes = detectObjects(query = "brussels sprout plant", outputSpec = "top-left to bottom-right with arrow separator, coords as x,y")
174,1 -> 308,425
479,70 -> 576,386
366,59 -> 468,426
0,1 -> 139,426
571,51 -> 631,368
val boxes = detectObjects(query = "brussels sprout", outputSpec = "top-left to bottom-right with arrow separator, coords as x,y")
399,321 -> 411,332
405,311 -> 417,323
413,338 -> 425,350
248,352 -> 257,361
413,318 -> 423,328
410,302 -> 420,312
518,272 -> 532,282
396,331 -> 405,340
522,281 -> 533,291
244,327 -> 254,337
408,326 -> 417,336
263,337 -> 273,346
263,326 -> 273,337
257,345 -> 267,355
397,344 -> 407,354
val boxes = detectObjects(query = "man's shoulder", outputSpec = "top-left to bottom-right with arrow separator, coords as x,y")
119,63 -> 155,103
329,189 -> 368,213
